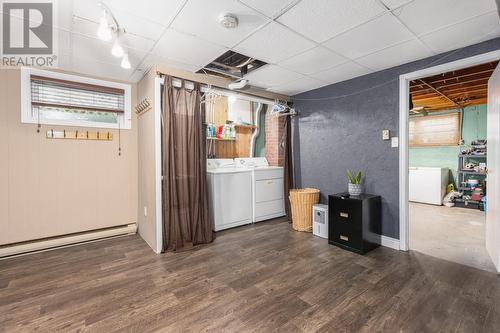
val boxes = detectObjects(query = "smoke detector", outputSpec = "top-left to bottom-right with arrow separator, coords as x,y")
219,13 -> 238,29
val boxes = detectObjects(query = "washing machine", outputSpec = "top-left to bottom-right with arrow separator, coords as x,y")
206,159 -> 252,231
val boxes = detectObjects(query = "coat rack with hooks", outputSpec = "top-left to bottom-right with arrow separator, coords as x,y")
46,129 -> 113,141
135,98 -> 152,116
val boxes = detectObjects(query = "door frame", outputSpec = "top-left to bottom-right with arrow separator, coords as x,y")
399,50 -> 500,251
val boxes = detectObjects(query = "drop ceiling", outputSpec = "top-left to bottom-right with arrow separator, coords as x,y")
5,0 -> 499,95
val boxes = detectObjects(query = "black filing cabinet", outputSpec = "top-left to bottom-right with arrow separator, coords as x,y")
328,193 -> 381,254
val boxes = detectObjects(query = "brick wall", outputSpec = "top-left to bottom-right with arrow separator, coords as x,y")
265,112 -> 285,166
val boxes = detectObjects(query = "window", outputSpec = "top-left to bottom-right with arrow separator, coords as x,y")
409,112 -> 461,147
21,68 -> 131,129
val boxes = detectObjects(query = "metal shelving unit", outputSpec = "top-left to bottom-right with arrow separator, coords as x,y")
457,154 -> 486,209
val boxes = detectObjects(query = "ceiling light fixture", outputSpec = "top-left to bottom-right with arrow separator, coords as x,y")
97,10 -> 112,41
112,37 -> 124,57
121,54 -> 131,69
96,2 -> 130,70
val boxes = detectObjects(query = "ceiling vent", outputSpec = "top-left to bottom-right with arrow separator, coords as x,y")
198,50 -> 267,80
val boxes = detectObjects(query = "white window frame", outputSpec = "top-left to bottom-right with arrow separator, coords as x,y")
20,67 -> 132,130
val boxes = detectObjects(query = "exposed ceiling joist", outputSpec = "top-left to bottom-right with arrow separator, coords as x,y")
417,79 -> 463,109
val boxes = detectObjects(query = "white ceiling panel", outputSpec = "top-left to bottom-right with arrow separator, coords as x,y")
71,17 -> 156,52
233,22 -> 315,63
152,28 -> 227,67
310,61 -> 372,84
238,0 -> 299,18
70,33 -> 146,66
379,0 -> 413,9
421,12 -> 500,54
172,0 -> 268,48
101,0 -> 187,26
73,0 -> 167,40
268,76 -> 327,95
356,39 -> 433,71
139,54 -> 201,73
323,13 -> 414,60
279,46 -> 347,75
244,65 -> 304,88
395,0 -> 497,36
65,55 -> 135,81
277,0 -> 386,43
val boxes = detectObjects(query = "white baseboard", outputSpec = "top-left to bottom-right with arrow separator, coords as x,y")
0,224 -> 137,259
378,235 -> 400,250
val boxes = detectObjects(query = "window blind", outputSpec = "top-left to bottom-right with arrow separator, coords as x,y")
409,112 -> 461,147
30,75 -> 125,113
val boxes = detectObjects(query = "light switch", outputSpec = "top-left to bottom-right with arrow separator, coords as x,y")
391,136 -> 399,148
144,206 -> 148,217
382,130 -> 390,140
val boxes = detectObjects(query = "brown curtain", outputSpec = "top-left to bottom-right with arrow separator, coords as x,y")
161,76 -> 214,252
283,115 -> 294,218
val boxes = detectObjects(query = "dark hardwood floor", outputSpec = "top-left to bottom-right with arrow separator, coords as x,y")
1,219 -> 500,332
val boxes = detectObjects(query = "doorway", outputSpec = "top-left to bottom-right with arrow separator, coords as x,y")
399,50 -> 500,272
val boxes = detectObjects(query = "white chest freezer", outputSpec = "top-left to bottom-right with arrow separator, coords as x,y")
409,167 -> 449,205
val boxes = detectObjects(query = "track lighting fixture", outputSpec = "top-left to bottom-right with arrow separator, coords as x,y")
97,10 -> 112,41
96,2 -> 130,69
112,37 -> 124,57
121,54 -> 131,69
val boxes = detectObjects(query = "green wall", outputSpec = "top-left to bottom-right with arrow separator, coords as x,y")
409,104 -> 487,186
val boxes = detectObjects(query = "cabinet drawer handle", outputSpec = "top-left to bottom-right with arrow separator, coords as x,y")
340,235 -> 349,241
267,180 -> 274,184
340,212 -> 349,218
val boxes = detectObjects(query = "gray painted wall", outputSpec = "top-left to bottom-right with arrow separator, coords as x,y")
293,38 -> 500,239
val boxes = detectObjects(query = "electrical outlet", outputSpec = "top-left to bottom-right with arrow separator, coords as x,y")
382,129 -> 390,140
144,206 -> 148,217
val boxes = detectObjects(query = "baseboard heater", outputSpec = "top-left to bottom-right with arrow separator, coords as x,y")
0,224 -> 137,258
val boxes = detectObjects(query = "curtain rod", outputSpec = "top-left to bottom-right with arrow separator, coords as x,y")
157,72 -> 275,105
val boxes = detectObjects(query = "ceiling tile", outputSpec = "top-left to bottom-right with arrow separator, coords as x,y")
102,0 -> 187,26
379,0 -> 412,9
64,55 -> 135,81
152,28 -> 227,67
277,0 -> 386,43
268,76 -> 327,95
279,46 -> 347,75
233,22 -> 315,63
70,33 -> 147,68
355,39 -> 433,71
139,54 -> 201,73
71,17 -> 156,52
310,61 -> 372,84
323,13 -> 414,60
395,0 -> 497,36
172,0 -> 268,48
129,70 -> 148,83
421,12 -> 500,54
73,0 -> 167,40
238,0 -> 299,18
244,65 -> 304,88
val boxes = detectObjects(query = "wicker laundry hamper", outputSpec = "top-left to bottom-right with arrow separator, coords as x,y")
289,188 -> 320,232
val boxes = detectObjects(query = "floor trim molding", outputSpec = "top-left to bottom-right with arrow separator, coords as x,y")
378,235 -> 400,250
0,224 -> 137,259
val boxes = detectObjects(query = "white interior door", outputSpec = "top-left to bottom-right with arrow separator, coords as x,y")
486,63 -> 500,272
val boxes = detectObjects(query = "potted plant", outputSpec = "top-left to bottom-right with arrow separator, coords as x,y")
347,170 -> 363,196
